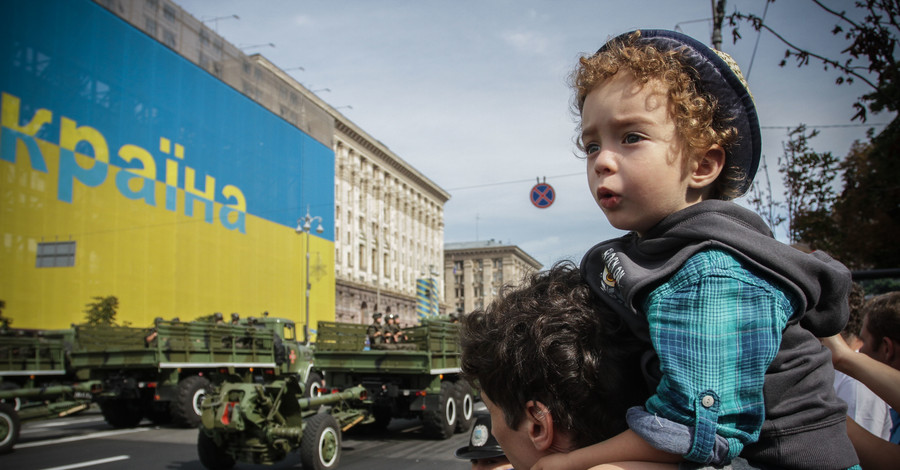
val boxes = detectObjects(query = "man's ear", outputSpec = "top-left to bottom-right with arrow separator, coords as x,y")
688,144 -> 725,190
525,401 -> 554,451
883,337 -> 898,363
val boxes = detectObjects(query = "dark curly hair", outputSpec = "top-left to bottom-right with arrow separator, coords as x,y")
459,261 -> 649,448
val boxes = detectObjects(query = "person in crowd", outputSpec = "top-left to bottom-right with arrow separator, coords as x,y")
822,304 -> 900,470
460,261 -> 650,470
832,283 -> 892,438
542,29 -> 857,469
454,412 -> 514,470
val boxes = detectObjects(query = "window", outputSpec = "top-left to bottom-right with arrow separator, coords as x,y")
163,4 -> 176,21
144,17 -> 157,36
36,241 -> 76,268
162,28 -> 176,48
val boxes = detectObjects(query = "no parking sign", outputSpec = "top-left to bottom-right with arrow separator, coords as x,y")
530,181 -> 555,208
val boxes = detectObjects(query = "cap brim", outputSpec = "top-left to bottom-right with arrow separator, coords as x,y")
454,445 -> 506,460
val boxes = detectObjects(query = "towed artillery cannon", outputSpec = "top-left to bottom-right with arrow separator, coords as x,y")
197,377 -> 370,470
0,381 -> 98,454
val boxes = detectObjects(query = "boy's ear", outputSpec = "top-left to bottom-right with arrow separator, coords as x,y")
688,144 -> 726,190
525,400 -> 554,451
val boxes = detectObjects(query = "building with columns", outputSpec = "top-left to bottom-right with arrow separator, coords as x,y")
444,240 -> 542,315
333,122 -> 450,327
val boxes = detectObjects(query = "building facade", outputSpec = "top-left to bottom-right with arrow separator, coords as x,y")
333,121 -> 449,327
100,0 -> 449,329
0,0 -> 448,334
444,240 -> 542,315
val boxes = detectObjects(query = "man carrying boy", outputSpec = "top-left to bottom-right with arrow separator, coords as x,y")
459,261 -> 650,470
534,30 -> 858,469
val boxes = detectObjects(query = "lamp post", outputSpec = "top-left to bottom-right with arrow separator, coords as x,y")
296,205 -> 323,345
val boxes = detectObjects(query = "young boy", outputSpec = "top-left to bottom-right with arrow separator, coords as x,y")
534,30 -> 859,469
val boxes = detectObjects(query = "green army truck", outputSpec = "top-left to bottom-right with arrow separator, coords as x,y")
0,315 -> 321,433
72,315 -> 319,429
311,318 -> 476,439
0,328 -> 97,454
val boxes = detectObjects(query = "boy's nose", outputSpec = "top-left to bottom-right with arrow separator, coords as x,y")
590,149 -> 616,174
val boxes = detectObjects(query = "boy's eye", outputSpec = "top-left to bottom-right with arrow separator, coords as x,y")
584,143 -> 600,154
623,133 -> 644,144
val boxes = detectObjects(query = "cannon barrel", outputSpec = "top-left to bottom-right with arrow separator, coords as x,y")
0,381 -> 98,400
297,385 -> 366,410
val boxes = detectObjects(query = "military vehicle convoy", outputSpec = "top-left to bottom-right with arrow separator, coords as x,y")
312,318 -> 475,439
0,314 -> 319,453
193,317 -> 473,470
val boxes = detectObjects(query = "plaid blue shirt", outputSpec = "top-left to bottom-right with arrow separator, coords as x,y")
639,249 -> 797,462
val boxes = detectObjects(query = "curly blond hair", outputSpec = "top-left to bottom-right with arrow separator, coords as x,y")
571,31 -> 743,199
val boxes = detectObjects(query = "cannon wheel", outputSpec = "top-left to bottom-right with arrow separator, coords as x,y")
454,381 -> 475,434
423,381 -> 457,439
0,403 -> 20,454
100,398 -> 144,428
172,375 -> 210,428
300,413 -> 341,470
197,430 -> 235,470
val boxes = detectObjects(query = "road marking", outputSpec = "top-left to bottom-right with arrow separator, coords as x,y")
16,428 -> 150,448
400,424 -> 423,433
29,416 -> 106,428
39,455 -> 130,470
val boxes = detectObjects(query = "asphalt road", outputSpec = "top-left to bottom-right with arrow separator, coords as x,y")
4,406 -> 475,470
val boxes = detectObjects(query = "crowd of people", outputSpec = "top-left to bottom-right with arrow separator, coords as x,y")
453,28 -> 899,470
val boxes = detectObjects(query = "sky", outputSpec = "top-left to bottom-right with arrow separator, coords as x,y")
176,0 -> 889,269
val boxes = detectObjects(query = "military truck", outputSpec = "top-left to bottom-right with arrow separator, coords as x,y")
72,315 -> 319,429
312,318 -> 475,439
0,328 -> 97,453
0,315 -> 320,432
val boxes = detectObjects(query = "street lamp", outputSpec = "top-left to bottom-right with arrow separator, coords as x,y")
296,205 -> 324,344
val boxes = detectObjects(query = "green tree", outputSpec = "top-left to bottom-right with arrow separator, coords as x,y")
84,295 -> 119,326
731,0 -> 900,269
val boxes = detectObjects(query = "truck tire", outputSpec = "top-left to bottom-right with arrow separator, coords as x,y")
454,381 -> 475,434
99,398 -> 144,428
197,430 -> 235,470
172,375 -> 211,428
423,381 -> 457,439
0,403 -> 20,454
300,413 -> 341,470
303,371 -> 324,412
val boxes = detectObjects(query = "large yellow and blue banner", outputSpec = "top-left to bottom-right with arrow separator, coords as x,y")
0,0 -> 335,330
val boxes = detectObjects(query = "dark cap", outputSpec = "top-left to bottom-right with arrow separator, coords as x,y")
386,313 -> 397,320
231,313 -> 240,321
598,29 -> 761,197
372,312 -> 383,320
454,413 -> 506,460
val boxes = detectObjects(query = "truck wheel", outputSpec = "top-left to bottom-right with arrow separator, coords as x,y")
197,430 -> 235,470
172,375 -> 211,428
423,381 -> 457,439
454,381 -> 475,434
300,413 -> 341,470
0,403 -> 20,454
99,398 -> 144,428
303,371 -> 324,412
